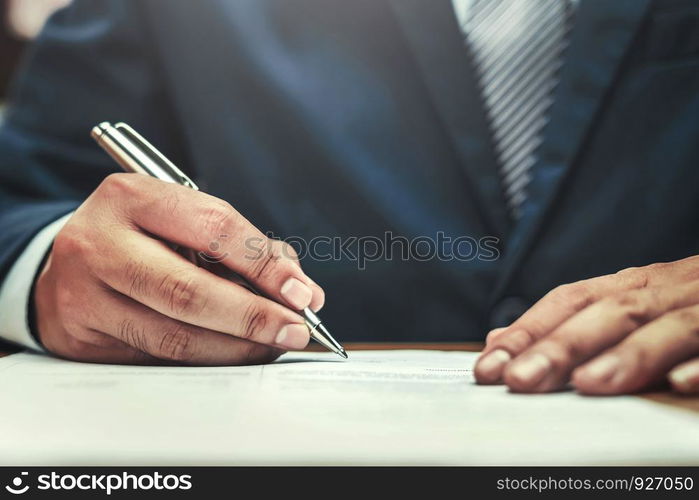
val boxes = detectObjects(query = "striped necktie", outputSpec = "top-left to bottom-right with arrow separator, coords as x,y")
459,0 -> 572,218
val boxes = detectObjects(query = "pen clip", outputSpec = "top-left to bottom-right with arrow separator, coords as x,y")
112,122 -> 199,191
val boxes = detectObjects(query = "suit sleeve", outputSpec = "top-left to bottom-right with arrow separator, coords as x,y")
0,0 -> 187,344
0,213 -> 72,350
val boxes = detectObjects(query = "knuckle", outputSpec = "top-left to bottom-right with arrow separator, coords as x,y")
518,316 -> 547,339
197,201 -> 236,244
157,273 -> 206,317
550,283 -> 593,311
163,190 -> 183,216
239,301 -> 268,340
99,173 -> 141,198
55,286 -> 79,316
158,324 -> 196,362
52,225 -> 93,260
492,328 -> 536,353
124,260 -> 151,298
615,267 -> 650,289
117,318 -> 149,353
248,241 -> 284,281
548,337 -> 585,366
605,291 -> 654,326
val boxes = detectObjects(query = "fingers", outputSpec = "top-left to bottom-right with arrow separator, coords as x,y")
475,261 -> 699,385
668,358 -> 699,394
203,243 -> 325,313
89,290 -> 285,365
44,326 -> 163,365
484,272 -> 648,355
502,283 -> 699,392
476,328 -> 519,380
94,230 -> 310,350
572,304 -> 699,395
279,242 -> 325,312
476,275 -> 641,381
100,174 -> 321,311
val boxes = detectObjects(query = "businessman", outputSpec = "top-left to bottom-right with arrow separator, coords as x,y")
1,0 -> 698,395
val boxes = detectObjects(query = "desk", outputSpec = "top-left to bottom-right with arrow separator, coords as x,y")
2,343 -> 698,414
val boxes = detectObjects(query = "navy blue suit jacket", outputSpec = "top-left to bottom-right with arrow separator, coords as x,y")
1,0 -> 698,342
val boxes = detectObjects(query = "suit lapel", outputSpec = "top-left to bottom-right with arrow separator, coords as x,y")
389,0 -> 511,239
492,0 -> 652,299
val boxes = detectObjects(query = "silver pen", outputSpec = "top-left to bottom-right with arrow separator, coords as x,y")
91,121 -> 347,359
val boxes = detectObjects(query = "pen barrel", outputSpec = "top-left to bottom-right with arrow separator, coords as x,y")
91,122 -> 198,190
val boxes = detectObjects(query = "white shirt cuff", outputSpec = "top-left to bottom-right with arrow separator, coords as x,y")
0,213 -> 73,351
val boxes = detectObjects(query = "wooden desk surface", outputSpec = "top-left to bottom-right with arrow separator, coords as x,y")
2,343 -> 697,414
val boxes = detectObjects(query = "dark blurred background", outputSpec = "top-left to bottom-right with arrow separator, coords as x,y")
0,0 -> 71,102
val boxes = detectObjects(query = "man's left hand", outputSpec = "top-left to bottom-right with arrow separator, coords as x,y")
475,256 -> 699,394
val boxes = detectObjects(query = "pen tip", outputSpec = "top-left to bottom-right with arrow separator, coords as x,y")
339,349 -> 348,359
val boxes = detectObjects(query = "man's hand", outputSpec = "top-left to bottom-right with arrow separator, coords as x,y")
34,173 -> 324,365
475,257 -> 699,395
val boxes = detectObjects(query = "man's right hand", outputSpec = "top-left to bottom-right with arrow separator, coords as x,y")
33,173 -> 325,365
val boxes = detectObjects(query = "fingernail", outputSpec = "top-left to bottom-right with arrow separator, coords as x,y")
509,353 -> 552,385
275,324 -> 310,350
476,349 -> 511,381
669,364 -> 699,392
581,355 -> 620,383
280,277 -> 312,310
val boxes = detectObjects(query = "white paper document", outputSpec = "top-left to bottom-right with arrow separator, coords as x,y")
0,350 -> 697,465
